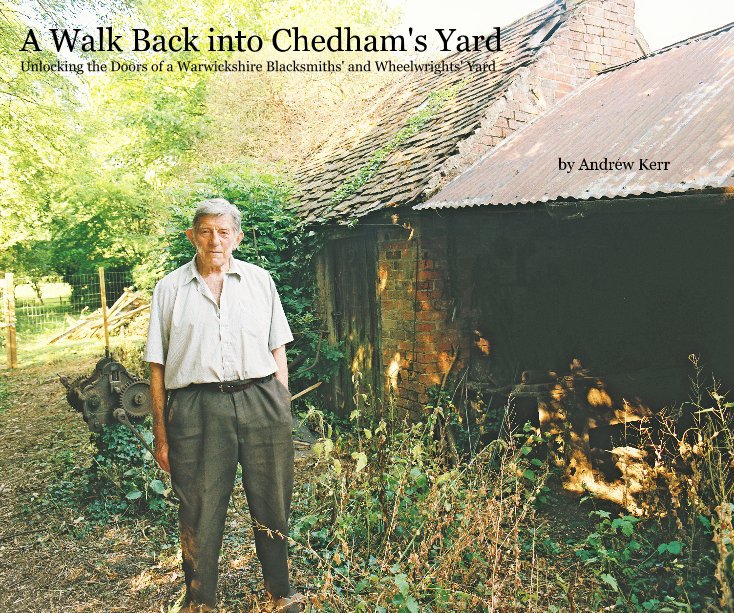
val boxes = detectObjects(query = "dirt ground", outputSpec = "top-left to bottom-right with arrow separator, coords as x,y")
0,342 -> 610,612
0,345 -> 314,612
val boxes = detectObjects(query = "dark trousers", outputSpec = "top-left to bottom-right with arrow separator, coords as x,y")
166,376 -> 294,607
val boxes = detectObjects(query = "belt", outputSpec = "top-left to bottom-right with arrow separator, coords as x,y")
189,374 -> 273,393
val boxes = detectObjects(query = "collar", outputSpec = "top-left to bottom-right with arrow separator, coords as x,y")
181,256 -> 242,285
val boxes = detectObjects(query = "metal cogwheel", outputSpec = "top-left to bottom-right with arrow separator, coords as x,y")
119,380 -> 153,416
64,374 -> 90,409
71,373 -> 90,388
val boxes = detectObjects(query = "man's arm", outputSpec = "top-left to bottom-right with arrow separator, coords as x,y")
149,362 -> 170,473
272,345 -> 288,391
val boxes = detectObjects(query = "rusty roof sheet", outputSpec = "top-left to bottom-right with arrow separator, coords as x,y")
295,0 -> 568,223
417,23 -> 734,211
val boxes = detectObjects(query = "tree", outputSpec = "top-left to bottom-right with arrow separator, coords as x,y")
1,0 -> 399,287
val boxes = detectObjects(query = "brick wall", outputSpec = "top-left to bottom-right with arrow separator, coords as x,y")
376,216 -> 471,416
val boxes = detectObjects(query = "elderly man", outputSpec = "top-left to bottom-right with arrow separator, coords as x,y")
145,198 -> 304,612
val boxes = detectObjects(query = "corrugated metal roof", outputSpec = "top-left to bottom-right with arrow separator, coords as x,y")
417,23 -> 734,211
295,0 -> 569,223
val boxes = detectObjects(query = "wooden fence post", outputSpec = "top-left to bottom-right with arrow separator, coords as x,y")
4,272 -> 18,369
98,267 -> 110,357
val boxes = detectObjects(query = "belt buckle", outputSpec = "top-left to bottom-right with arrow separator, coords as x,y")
217,382 -> 227,393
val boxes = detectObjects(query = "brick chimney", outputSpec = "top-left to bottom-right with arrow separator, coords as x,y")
435,0 -> 649,190
537,0 -> 648,102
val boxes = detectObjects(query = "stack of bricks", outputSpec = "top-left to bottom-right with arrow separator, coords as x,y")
377,227 -> 418,410
530,0 -> 642,107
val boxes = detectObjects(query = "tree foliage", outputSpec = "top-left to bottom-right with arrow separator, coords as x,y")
1,0 -> 397,284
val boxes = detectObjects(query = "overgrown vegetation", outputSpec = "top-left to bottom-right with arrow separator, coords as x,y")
3,345 -> 731,610
281,361 -> 733,611
49,420 -> 176,525
561,355 -> 733,611
292,395 -> 554,610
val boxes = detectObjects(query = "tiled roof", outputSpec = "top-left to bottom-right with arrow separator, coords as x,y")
418,23 -> 734,210
296,0 -> 568,223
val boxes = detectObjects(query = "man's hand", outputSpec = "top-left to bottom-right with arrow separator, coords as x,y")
155,439 -> 170,473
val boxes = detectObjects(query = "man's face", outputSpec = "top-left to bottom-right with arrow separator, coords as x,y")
185,214 -> 244,270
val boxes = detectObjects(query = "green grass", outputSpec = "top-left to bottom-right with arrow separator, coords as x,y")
14,282 -> 72,302
15,302 -> 81,336
3,331 -> 118,370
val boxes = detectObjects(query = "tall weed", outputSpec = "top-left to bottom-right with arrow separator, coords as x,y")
293,391 -> 553,611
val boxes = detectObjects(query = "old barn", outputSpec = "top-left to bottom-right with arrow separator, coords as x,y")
297,1 -> 733,428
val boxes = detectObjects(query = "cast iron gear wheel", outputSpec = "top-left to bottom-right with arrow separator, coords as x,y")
65,374 -> 90,412
71,373 -> 90,387
119,380 -> 153,417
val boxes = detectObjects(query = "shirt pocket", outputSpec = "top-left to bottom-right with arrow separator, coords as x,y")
238,316 -> 270,357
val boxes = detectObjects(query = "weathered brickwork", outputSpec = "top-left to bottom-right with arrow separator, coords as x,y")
375,216 -> 472,416
380,0 -> 644,414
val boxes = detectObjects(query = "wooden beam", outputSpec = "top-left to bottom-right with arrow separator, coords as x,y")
4,273 -> 17,368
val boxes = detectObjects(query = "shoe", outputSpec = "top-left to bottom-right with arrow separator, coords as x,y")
269,591 -> 306,612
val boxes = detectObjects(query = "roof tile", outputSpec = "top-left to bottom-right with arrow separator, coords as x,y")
296,0 -> 568,223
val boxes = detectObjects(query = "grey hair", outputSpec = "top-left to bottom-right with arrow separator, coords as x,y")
192,198 -> 242,233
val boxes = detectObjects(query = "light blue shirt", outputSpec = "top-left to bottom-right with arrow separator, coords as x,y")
144,257 -> 293,389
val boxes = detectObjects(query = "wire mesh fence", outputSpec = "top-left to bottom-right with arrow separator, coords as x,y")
9,271 -> 133,338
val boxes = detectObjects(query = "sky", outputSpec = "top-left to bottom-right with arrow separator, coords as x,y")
389,0 -> 734,52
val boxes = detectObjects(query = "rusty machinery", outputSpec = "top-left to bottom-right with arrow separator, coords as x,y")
60,355 -> 155,456
58,270 -> 155,456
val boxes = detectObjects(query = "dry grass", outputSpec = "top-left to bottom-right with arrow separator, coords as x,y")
283,401 -> 608,612
0,347 -> 311,612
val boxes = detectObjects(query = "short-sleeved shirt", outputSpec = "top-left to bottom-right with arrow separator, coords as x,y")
144,257 -> 293,390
